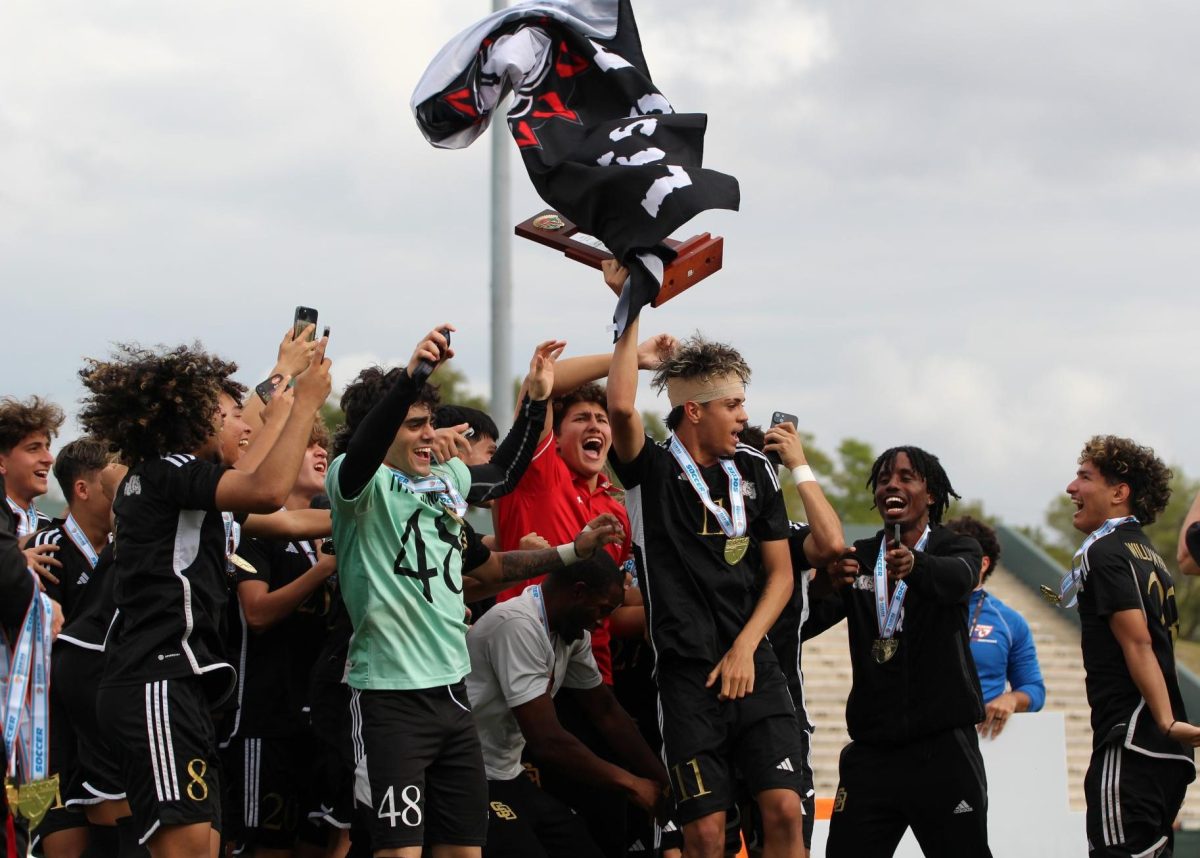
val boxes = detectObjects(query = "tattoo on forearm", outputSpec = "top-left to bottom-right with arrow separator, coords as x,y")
500,548 -> 563,582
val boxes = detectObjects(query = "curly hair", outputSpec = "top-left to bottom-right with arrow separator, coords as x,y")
552,382 -> 607,434
945,515 -> 1001,581
867,446 -> 961,525
651,335 -> 750,431
0,396 -> 65,452
332,366 -> 439,457
1079,435 -> 1172,525
77,343 -> 238,464
219,378 -> 249,408
53,436 -> 113,502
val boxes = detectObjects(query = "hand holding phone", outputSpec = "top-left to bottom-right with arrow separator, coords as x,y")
293,306 -> 319,342
411,326 -> 453,384
255,373 -> 285,405
764,411 -> 800,467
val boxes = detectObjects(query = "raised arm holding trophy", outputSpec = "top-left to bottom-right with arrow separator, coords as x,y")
411,0 -> 738,338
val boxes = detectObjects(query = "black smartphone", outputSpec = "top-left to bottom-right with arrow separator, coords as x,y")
766,411 -> 799,467
412,327 -> 452,384
293,306 -> 319,341
322,325 -> 331,340
255,373 -> 285,405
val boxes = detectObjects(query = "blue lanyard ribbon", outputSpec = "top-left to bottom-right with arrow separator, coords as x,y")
387,468 -> 468,518
6,497 -> 39,539
667,435 -> 747,538
873,526 -> 930,640
62,514 -> 100,570
1054,516 -> 1139,608
0,591 -> 54,782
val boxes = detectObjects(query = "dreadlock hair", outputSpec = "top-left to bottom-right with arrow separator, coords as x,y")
650,334 -> 751,431
332,366 -> 440,457
552,383 -> 607,434
436,404 -> 498,443
867,445 -> 960,525
945,515 -> 1000,581
78,343 -> 238,464
0,396 -> 66,453
1078,435 -> 1172,525
53,437 -> 113,503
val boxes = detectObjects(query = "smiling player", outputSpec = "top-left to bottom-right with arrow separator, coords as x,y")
806,446 -> 988,858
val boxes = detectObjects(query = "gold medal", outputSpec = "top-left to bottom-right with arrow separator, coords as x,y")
230,553 -> 257,575
871,638 -> 898,664
1039,584 -> 1062,605
724,536 -> 750,565
15,775 -> 61,831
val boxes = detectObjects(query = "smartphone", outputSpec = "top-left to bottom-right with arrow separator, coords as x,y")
255,373 -> 285,405
766,411 -> 799,467
293,306 -> 319,342
322,325 -> 331,340
412,327 -> 452,384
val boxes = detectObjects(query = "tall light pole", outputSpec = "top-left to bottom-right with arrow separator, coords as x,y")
489,0 -> 514,428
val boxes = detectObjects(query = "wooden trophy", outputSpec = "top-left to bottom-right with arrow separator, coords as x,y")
514,210 -> 723,306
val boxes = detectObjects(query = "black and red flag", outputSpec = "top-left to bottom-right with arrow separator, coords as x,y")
411,0 -> 740,339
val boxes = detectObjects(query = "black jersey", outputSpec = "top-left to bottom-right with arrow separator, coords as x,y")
32,519 -> 105,624
56,543 -> 117,651
1076,522 -> 1194,765
767,521 -> 814,731
225,535 -> 335,739
612,438 -> 792,665
102,454 -> 236,704
805,524 -> 984,745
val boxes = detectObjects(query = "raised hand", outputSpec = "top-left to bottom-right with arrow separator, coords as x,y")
763,421 -> 808,470
406,325 -> 456,379
275,325 -> 321,377
526,340 -> 567,401
431,423 -> 472,464
573,513 -> 626,560
293,336 -> 332,409
601,258 -> 629,292
636,333 -> 677,371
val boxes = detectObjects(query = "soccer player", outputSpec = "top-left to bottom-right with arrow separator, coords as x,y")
945,515 -> 1045,739
79,339 -> 332,858
465,552 -> 668,858
738,422 -> 845,858
222,417 -> 339,857
0,396 -> 65,580
606,279 -> 805,858
33,437 -> 121,858
1064,436 -> 1199,857
329,328 -> 582,857
806,446 -> 987,858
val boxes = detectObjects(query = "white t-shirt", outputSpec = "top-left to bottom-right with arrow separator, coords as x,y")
465,584 -> 603,780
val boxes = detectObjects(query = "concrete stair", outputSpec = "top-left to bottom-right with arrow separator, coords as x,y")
801,566 -> 1200,825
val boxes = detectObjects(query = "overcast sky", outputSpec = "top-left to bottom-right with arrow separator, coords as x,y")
2,1 -> 1198,528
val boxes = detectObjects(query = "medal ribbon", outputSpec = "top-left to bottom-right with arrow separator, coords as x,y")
1053,515 -> 1139,608
667,435 -> 747,539
62,514 -> 100,570
1,591 -> 54,782
387,469 -> 468,518
221,512 -> 240,575
527,584 -> 557,684
873,526 -> 930,640
6,497 -> 39,539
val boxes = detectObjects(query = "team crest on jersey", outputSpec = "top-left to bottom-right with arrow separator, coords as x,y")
489,801 -> 517,821
853,575 -> 875,592
972,624 -> 995,641
124,476 -> 142,496
741,481 -> 757,500
834,787 -> 848,812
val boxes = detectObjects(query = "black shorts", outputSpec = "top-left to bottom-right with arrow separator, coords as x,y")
657,655 -> 805,825
96,678 -> 222,846
1085,739 -> 1192,857
353,683 -> 488,850
484,773 -> 604,858
35,655 -> 88,843
308,675 -> 355,831
827,726 -> 990,858
55,645 -> 125,807
223,735 -> 315,851
737,728 -> 815,852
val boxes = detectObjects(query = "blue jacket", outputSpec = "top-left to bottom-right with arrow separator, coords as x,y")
968,588 -> 1046,711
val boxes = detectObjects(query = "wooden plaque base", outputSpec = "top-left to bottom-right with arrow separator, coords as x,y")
514,209 -> 723,307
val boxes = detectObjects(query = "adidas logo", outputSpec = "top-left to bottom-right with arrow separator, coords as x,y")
629,840 -> 646,852
776,758 -> 795,772
953,800 -> 973,815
